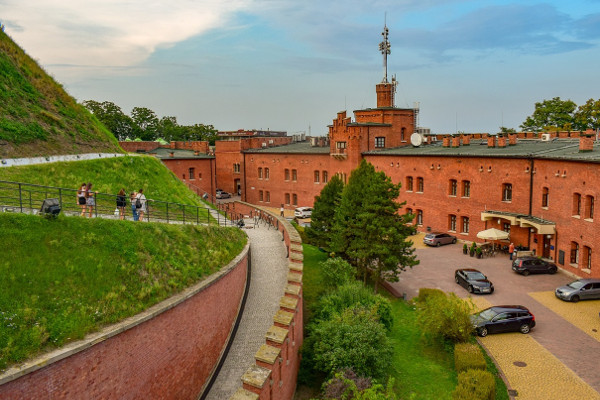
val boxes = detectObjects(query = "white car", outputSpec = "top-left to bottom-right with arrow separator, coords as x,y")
294,207 -> 312,218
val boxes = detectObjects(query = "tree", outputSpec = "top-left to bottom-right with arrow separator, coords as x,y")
574,98 -> 600,132
157,116 -> 180,142
131,107 -> 159,141
83,100 -> 134,140
332,160 -> 418,292
520,97 -> 577,132
306,174 -> 344,249
499,126 -> 516,134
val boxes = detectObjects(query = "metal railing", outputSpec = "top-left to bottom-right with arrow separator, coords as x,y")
0,180 -> 220,225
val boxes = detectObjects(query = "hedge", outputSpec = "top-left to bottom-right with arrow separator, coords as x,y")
453,369 -> 496,400
455,343 -> 487,373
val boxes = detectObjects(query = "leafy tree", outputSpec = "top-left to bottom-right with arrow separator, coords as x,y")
332,160 -> 418,292
306,174 -> 344,249
311,306 -> 393,380
319,257 -> 355,290
157,116 -> 180,142
499,126 -> 516,134
520,97 -> 577,132
83,100 -> 134,140
131,107 -> 159,141
574,98 -> 600,132
415,289 -> 474,343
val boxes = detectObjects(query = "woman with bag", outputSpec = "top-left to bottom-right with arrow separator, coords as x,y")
116,188 -> 127,220
77,183 -> 87,216
135,188 -> 147,221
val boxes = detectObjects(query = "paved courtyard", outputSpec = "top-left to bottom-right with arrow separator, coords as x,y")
389,240 -> 600,399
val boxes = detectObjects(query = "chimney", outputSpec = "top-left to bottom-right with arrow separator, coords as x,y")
498,136 -> 507,148
194,150 -> 199,156
169,151 -> 174,157
442,137 -> 451,147
462,135 -> 470,146
451,136 -> 460,148
487,136 -> 496,148
579,134 -> 594,152
508,134 -> 517,146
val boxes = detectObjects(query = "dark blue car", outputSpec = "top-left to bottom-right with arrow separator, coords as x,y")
470,305 -> 536,337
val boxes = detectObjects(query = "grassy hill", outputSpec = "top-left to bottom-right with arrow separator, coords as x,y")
0,29 -> 122,158
0,212 -> 247,372
0,155 -> 205,206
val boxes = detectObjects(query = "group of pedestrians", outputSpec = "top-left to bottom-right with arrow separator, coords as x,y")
77,183 -> 147,221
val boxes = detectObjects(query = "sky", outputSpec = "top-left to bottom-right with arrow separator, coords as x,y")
1,0 -> 600,136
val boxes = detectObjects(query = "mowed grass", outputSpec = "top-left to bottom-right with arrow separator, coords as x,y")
0,212 -> 247,372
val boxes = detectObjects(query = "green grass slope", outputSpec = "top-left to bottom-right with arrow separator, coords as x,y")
0,155 -> 205,206
0,30 -> 122,158
0,212 -> 247,371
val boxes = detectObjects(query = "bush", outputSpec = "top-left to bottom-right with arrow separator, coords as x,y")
453,369 -> 496,400
320,257 -> 355,290
454,343 -> 487,373
416,288 -> 446,302
416,291 -> 474,343
316,283 -> 393,330
320,369 -> 398,399
312,306 -> 393,379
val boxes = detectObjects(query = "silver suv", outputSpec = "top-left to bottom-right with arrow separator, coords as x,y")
555,279 -> 600,302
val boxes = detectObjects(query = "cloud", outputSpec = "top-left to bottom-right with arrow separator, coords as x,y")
0,0 -> 252,67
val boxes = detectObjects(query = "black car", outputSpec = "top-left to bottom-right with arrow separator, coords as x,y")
470,305 -> 536,337
455,268 -> 494,294
512,257 -> 558,276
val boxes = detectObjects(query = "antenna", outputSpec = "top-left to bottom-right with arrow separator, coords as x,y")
378,14 -> 391,83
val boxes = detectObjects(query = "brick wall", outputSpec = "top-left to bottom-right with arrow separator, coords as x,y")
0,244 -> 251,399
162,157 -> 216,195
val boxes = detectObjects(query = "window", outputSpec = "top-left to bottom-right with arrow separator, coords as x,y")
462,180 -> 470,198
188,167 -> 195,180
285,169 -> 290,181
502,183 -> 512,201
285,193 -> 290,205
583,246 -> 592,270
449,179 -> 457,196
449,215 -> 457,231
573,193 -> 581,216
406,208 -> 413,223
375,137 -> 385,148
323,171 -> 328,183
585,195 -> 594,219
401,127 -> 406,141
314,170 -> 320,183
265,167 -> 270,180
266,191 -> 270,202
292,169 -> 297,181
259,190 -> 264,202
336,141 -> 347,153
258,167 -> 263,179
292,194 -> 298,206
416,210 -> 423,225
233,163 -> 240,173
462,217 -> 470,233
503,223 -> 511,234
406,177 -> 413,191
542,187 -> 549,208
570,242 -> 579,265
417,177 -> 424,193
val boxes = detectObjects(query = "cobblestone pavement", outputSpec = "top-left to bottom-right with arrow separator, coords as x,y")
389,243 -> 600,398
204,219 -> 288,400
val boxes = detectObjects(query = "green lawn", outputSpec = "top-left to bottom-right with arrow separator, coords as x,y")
0,212 -> 247,372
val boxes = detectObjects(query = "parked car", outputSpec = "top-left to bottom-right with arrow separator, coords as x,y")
455,268 -> 494,294
512,256 -> 558,276
216,191 -> 231,199
470,305 -> 536,337
423,232 -> 457,247
555,279 -> 600,302
294,207 -> 312,218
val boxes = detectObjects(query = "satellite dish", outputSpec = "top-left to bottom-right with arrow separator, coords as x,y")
410,133 -> 423,147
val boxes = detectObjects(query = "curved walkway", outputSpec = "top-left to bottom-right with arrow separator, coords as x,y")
205,218 -> 289,399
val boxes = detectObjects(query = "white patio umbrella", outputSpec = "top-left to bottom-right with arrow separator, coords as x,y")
476,228 -> 509,241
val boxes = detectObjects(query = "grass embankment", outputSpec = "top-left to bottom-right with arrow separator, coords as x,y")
300,242 -> 508,399
0,29 -> 121,157
0,212 -> 247,372
0,155 -> 205,207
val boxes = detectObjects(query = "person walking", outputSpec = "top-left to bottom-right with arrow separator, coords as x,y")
509,242 -> 515,260
116,188 -> 127,220
280,204 -> 284,217
136,189 -> 147,221
130,191 -> 138,221
77,183 -> 87,216
85,183 -> 97,218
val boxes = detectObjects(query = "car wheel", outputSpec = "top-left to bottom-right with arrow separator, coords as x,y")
478,327 -> 488,337
455,276 -> 459,284
522,270 -> 530,276
452,238 -> 457,244
520,324 -> 530,334
436,242 -> 441,247
571,295 -> 580,303
549,267 -> 557,274
468,285 -> 473,293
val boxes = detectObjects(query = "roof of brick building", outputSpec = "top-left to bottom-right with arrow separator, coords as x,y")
244,141 -> 331,154
146,147 -> 214,159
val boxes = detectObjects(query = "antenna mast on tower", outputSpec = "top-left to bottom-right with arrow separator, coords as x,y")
379,15 -> 391,83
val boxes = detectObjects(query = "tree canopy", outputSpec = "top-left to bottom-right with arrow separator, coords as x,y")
520,97 -> 600,133
306,174 -> 344,249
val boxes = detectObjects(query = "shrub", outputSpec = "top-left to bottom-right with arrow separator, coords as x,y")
320,257 -> 355,290
416,291 -> 474,343
312,306 -> 393,379
416,288 -> 446,302
320,369 -> 398,400
454,343 -> 486,373
316,283 -> 393,330
452,369 -> 496,400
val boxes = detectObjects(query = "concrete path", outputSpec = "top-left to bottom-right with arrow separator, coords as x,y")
204,218 -> 289,399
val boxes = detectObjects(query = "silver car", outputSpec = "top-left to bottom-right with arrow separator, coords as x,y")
423,232 -> 457,247
555,279 -> 600,302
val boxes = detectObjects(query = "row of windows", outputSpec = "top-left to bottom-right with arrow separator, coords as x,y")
570,242 -> 592,270
257,191 -> 299,206
233,163 -> 240,173
258,167 -> 270,180
448,180 -> 471,198
258,190 -> 270,202
405,177 -> 424,192
573,193 -> 595,219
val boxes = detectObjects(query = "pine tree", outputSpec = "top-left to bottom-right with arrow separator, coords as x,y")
332,160 -> 418,292
306,174 -> 344,249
